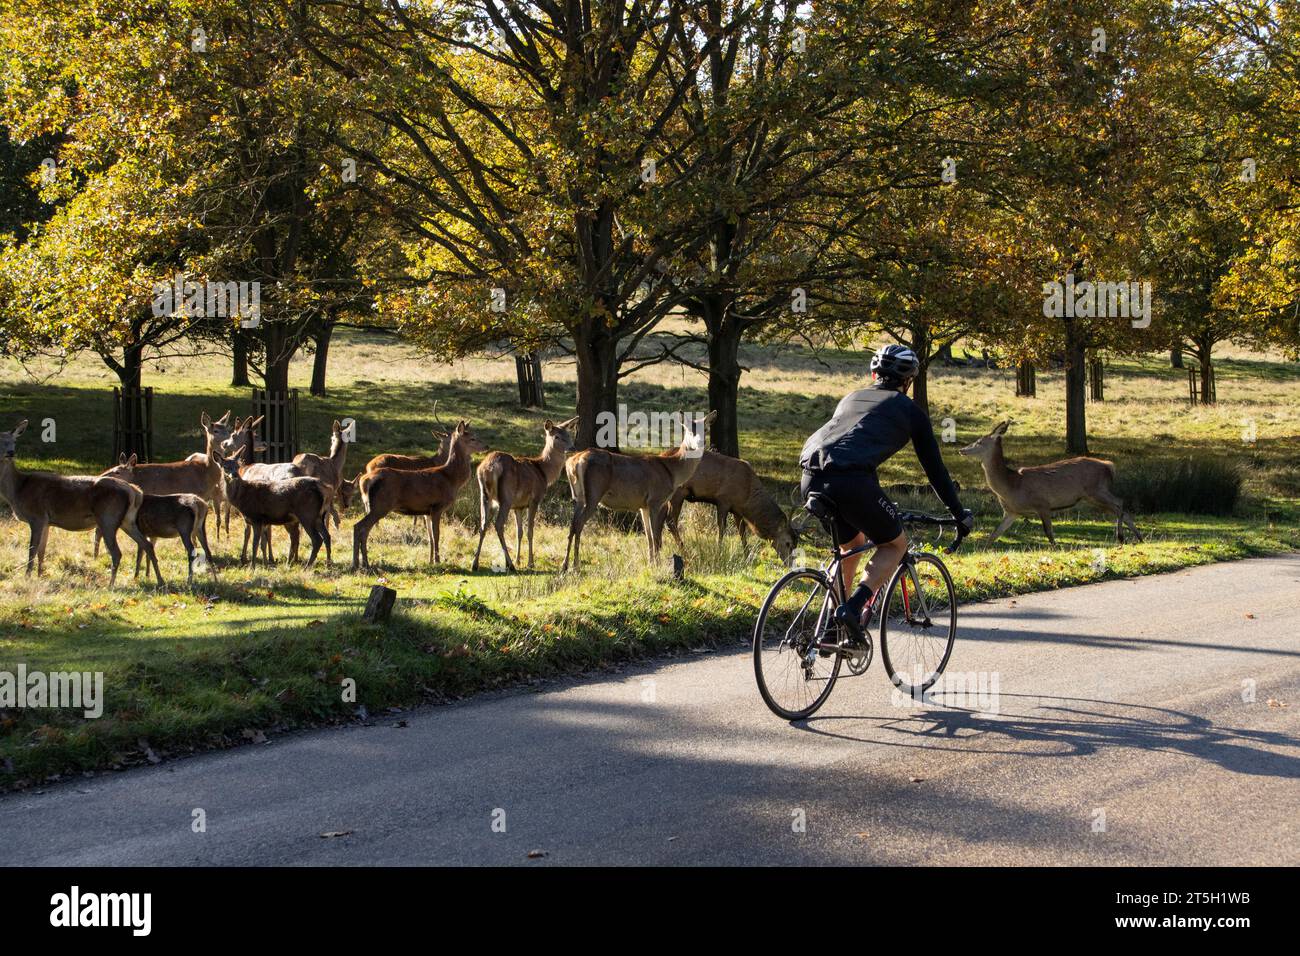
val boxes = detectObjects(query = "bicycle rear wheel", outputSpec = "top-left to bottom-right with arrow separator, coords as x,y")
753,569 -> 842,720
879,552 -> 957,697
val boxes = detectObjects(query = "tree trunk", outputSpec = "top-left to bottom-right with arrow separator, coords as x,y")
1170,347 -> 1184,369
574,328 -> 620,450
1198,342 -> 1215,405
231,330 -> 250,387
1064,319 -> 1089,455
908,322 -> 931,416
310,320 -> 334,397
935,341 -> 955,366
706,317 -> 743,457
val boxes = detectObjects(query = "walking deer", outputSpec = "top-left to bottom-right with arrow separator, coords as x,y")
0,420 -> 158,585
959,420 -> 1142,544
353,420 -> 486,570
217,453 -> 332,570
471,417 -> 578,572
133,493 -> 217,586
562,410 -> 716,571
664,450 -> 796,561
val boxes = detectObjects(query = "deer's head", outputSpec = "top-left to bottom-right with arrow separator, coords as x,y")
104,453 -> 140,480
772,522 -> 796,563
680,410 -> 717,457
544,416 -> 579,453
450,420 -> 488,456
217,451 -> 244,484
0,419 -> 27,459
336,476 -> 358,512
959,420 -> 1012,462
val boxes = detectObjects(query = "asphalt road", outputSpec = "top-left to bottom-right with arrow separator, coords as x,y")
3,555 -> 1298,866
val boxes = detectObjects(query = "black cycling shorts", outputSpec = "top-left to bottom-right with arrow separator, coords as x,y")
800,468 -> 903,547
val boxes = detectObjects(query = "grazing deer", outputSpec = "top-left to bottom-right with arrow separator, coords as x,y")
0,420 -> 158,585
353,420 -> 486,570
133,493 -> 217,586
959,420 -> 1143,544
664,450 -> 796,562
293,420 -> 350,528
562,410 -> 716,571
217,453 -> 332,570
471,417 -> 578,572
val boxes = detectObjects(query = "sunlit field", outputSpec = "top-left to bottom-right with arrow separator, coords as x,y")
2,329 -> 1298,783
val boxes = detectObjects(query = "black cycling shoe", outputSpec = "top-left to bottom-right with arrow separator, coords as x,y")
821,605 -> 868,657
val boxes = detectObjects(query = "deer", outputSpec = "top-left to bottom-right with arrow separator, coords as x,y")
353,420 -> 486,570
132,493 -> 217,586
562,410 -> 716,572
664,450 -> 796,562
293,420 -> 350,529
217,452 -> 332,570
958,420 -> 1143,545
0,420 -> 159,585
223,415 -> 310,564
364,402 -> 453,544
95,415 -> 226,559
183,411 -> 238,538
471,416 -> 578,572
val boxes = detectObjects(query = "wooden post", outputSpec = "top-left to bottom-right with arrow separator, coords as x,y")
1088,357 -> 1104,402
252,388 -> 299,463
1015,360 -> 1036,398
515,353 -> 545,408
112,386 -> 154,464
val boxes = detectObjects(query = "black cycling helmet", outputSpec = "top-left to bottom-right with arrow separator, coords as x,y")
870,344 -> 920,385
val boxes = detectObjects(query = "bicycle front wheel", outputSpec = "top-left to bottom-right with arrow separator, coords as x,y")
753,569 -> 842,720
879,552 -> 957,697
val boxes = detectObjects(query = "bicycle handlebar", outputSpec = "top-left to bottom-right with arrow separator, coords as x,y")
897,510 -> 969,554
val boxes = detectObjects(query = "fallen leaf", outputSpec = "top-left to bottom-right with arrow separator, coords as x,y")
526,849 -> 548,859
909,776 -> 925,783
1267,698 -> 1288,708
320,830 -> 352,839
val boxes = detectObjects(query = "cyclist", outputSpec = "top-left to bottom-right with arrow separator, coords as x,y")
799,344 -> 974,645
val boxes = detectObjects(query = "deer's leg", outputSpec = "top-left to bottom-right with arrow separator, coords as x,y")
734,512 -> 750,549
134,542 -> 143,578
98,524 -> 124,587
196,518 -> 217,581
321,516 -> 332,567
240,522 -> 251,564
181,530 -> 195,586
1039,513 -> 1057,546
471,498 -> 492,572
513,508 -> 523,567
303,520 -> 323,569
429,507 -> 445,565
639,507 -> 658,561
93,527 -> 102,559
649,504 -> 669,561
663,495 -> 685,551
351,511 -> 379,571
715,503 -> 729,542
286,522 -> 301,565
987,511 -> 1018,544
563,500 -> 594,572
526,504 -> 538,569
492,497 -> 514,571
249,525 -> 261,572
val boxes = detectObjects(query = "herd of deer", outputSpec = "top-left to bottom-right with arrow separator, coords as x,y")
0,406 -> 805,587
0,408 -> 1140,588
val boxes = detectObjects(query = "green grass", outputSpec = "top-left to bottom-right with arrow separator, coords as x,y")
1,329 -> 1298,786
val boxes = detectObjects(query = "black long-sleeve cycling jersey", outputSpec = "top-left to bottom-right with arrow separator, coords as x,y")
799,384 -> 963,515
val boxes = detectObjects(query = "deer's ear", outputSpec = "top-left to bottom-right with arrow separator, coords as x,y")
217,410 -> 231,425
992,420 -> 1010,436
127,454 -> 138,467
249,415 -> 265,431
11,419 -> 27,436
118,453 -> 128,465
332,420 -> 342,431
703,410 -> 718,426
201,411 -> 212,428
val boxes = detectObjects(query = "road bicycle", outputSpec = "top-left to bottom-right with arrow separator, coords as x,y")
753,491 -> 967,720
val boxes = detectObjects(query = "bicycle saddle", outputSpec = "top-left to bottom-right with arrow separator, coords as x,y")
804,492 -> 838,521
